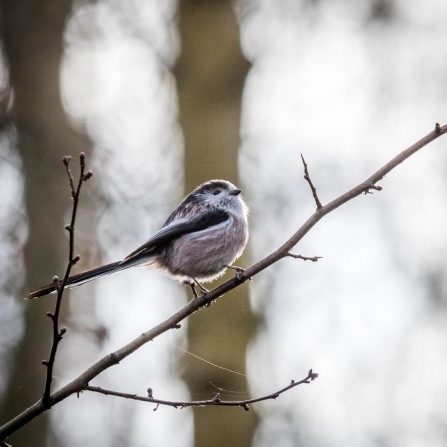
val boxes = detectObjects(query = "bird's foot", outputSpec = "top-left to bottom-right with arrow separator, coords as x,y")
225,265 -> 252,282
183,280 -> 199,299
193,279 -> 209,294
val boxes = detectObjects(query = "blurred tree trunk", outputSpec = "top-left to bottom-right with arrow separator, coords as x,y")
175,1 -> 258,446
0,2 -> 90,446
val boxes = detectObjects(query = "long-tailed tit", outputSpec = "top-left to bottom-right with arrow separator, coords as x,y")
27,180 -> 249,299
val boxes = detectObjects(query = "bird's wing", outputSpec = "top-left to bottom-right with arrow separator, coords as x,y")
123,208 -> 229,262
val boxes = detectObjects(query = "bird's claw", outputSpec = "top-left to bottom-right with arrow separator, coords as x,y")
193,279 -> 209,294
225,265 -> 252,282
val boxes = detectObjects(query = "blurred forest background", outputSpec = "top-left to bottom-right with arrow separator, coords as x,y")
1,0 -> 447,446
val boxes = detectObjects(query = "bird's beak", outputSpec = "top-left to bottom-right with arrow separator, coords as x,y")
229,189 -> 242,196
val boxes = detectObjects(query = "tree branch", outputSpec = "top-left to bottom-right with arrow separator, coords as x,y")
286,253 -> 322,262
42,154 -> 92,406
84,369 -> 318,411
1,123 -> 446,442
301,154 -> 323,209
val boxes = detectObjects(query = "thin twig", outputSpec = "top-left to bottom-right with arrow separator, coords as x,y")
85,369 -> 318,410
301,154 -> 323,209
41,153 -> 92,407
1,123 -> 447,442
286,253 -> 322,262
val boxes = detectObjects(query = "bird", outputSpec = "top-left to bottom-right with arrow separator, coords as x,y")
27,179 -> 249,299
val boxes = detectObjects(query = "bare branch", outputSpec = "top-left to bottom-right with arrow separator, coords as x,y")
301,154 -> 323,209
286,253 -> 322,262
42,153 -> 92,406
85,369 -> 318,410
1,124 -> 447,442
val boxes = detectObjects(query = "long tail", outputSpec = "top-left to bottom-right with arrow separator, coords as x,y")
27,258 -> 143,299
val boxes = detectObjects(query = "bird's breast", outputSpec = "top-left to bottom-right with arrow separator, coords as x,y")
163,215 -> 248,281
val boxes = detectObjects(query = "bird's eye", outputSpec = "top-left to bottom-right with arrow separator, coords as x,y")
213,189 -> 221,195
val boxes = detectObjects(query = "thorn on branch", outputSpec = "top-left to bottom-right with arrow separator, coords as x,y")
286,253 -> 322,262
153,404 -> 159,412
173,323 -> 182,329
212,393 -> 221,403
147,388 -> 153,398
72,255 -> 80,264
301,154 -> 323,209
435,122 -> 442,134
241,404 -> 250,411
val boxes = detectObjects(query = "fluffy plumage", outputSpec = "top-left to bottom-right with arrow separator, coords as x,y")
27,180 -> 249,299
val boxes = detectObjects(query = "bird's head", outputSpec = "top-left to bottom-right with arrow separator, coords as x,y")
190,179 -> 248,217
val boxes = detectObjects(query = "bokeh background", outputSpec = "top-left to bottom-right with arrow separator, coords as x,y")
1,0 -> 447,446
